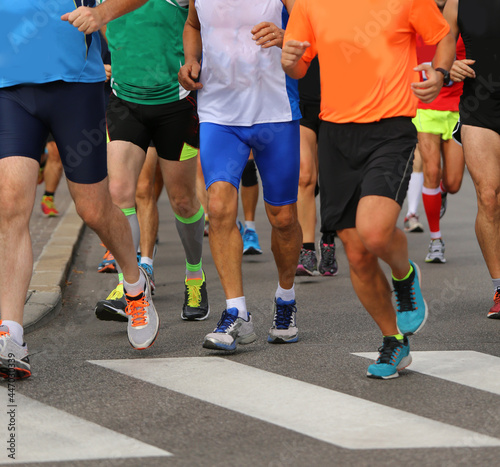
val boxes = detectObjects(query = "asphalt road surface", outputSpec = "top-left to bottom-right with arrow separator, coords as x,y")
5,171 -> 500,467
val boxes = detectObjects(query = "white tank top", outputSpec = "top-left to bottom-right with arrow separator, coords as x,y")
195,0 -> 295,126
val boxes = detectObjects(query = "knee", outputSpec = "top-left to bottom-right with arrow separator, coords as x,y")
298,165 -> 316,191
75,198 -> 108,230
477,186 -> 500,219
135,178 -> 154,204
109,178 -> 135,207
358,227 -> 391,257
170,192 -> 197,219
345,245 -> 377,276
268,205 -> 298,231
424,165 -> 441,187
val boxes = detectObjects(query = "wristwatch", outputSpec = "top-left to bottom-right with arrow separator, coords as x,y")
435,67 -> 451,85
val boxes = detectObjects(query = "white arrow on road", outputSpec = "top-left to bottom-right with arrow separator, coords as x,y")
90,356 -> 500,450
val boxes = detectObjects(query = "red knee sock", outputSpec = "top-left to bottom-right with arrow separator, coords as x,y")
422,186 -> 441,239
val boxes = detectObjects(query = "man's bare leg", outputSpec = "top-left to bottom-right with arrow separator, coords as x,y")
0,157 -> 39,325
206,181 -> 243,299
136,147 -> 160,259
337,227 -> 398,336
265,202 -> 302,289
462,125 -> 500,277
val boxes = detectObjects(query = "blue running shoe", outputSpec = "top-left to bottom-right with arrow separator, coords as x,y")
268,298 -> 298,343
393,260 -> 428,336
97,250 -> 117,273
237,221 -> 244,237
139,263 -> 156,295
367,336 -> 411,379
203,308 -> 256,351
243,228 -> 262,255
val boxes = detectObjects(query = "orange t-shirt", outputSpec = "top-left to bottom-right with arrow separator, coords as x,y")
284,0 -> 450,123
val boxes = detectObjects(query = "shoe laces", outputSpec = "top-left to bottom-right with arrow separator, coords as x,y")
394,274 -> 417,312
215,310 -> 238,332
186,280 -> 202,307
377,338 -> 403,365
125,294 -> 150,327
274,300 -> 296,329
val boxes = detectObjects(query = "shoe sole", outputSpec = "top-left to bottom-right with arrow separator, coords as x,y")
0,360 -> 31,380
319,270 -> 338,276
181,306 -> 210,321
267,334 -> 299,344
366,355 -> 412,380
405,226 -> 424,233
295,265 -> 317,276
487,312 -> 500,319
243,248 -> 262,255
203,332 -> 257,351
425,257 -> 446,263
95,305 -> 128,322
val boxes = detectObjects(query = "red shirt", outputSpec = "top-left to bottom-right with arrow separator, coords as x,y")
417,35 -> 466,111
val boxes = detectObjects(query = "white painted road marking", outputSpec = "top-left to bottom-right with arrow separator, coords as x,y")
0,388 -> 171,465
354,350 -> 500,396
90,357 -> 500,450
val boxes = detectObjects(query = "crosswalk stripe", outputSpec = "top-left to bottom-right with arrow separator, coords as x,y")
89,356 -> 500,450
353,350 -> 500,396
0,388 -> 172,464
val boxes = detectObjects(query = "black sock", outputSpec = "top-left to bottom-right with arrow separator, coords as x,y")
44,191 -> 55,197
303,242 -> 315,251
321,231 -> 336,245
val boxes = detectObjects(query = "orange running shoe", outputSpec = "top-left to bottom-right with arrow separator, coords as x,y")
97,249 -> 117,273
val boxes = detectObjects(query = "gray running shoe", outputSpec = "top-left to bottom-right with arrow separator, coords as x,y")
425,238 -> 446,263
268,298 -> 298,343
318,242 -> 338,276
296,248 -> 318,276
440,192 -> 448,219
203,308 -> 256,351
95,283 -> 128,322
125,266 -> 160,350
404,214 -> 424,233
0,327 -> 31,379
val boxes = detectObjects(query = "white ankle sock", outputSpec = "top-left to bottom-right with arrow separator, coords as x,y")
124,271 -> 146,296
275,284 -> 295,302
2,320 -> 24,346
226,297 -> 247,318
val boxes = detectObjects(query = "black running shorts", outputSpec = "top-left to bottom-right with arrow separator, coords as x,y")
106,93 -> 199,161
318,117 -> 417,232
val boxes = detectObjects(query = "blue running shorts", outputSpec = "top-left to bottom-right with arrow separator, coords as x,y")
0,81 -> 107,184
200,121 -> 300,206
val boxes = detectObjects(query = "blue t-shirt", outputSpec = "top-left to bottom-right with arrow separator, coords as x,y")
0,0 -> 105,88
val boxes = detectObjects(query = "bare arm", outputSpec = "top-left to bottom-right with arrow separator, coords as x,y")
281,40 -> 311,79
411,0 -> 458,104
61,0 -> 149,34
178,0 -> 203,91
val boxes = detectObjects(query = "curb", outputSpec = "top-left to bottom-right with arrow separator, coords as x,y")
24,202 -> 85,334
